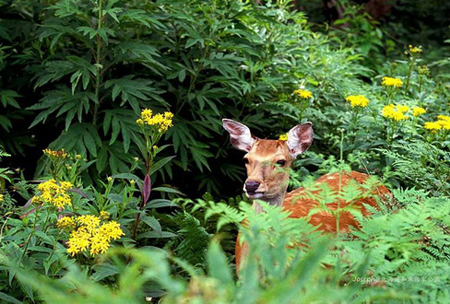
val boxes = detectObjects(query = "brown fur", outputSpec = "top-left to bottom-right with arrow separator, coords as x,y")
236,159 -> 391,272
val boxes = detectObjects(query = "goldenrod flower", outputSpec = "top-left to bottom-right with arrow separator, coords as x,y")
43,148 -> 67,159
408,45 -> 422,54
99,210 -> 110,220
65,214 -> 124,256
437,120 -> 450,130
136,109 -> 174,133
382,77 -> 403,88
98,221 -> 125,241
57,216 -> 76,230
412,107 -> 426,117
34,179 -> 73,208
89,233 -> 111,255
279,133 -> 288,141
345,95 -> 369,108
396,105 -> 410,113
424,122 -> 442,131
67,228 -> 91,255
437,115 -> 450,122
381,104 -> 409,121
424,115 -> 450,131
76,215 -> 101,233
293,89 -> 312,99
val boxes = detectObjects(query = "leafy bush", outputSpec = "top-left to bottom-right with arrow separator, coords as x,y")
0,0 -> 449,302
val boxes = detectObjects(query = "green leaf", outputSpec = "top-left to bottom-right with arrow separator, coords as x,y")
150,156 -> 175,175
136,231 -> 176,240
91,264 -> 120,282
111,173 -> 140,181
207,241 -> 233,286
152,187 -> 184,195
141,215 -> 162,234
146,199 -> 178,209
0,292 -> 22,304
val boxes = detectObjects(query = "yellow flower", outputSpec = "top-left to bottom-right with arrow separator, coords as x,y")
437,115 -> 450,122
293,89 -> 312,99
0,194 -> 3,202
412,107 -> 426,117
89,233 -> 111,255
57,216 -> 76,230
52,194 -> 71,209
409,45 -> 422,54
279,133 -> 288,141
381,104 -> 409,121
437,120 -> 450,130
60,181 -> 72,190
424,115 -> 450,131
67,228 -> 91,256
424,122 -> 442,131
43,148 -> 67,159
34,179 -> 73,208
396,105 -> 410,114
98,221 -> 125,241
382,77 -> 403,88
99,211 -> 110,220
137,109 -> 174,133
65,214 -> 124,256
345,95 -> 369,108
76,215 -> 101,233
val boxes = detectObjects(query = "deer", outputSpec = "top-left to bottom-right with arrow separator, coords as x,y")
222,119 -> 391,272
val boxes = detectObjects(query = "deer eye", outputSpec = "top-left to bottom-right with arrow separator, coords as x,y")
243,158 -> 249,165
276,160 -> 286,166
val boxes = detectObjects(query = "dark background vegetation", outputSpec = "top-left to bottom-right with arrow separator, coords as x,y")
1,0 -> 449,202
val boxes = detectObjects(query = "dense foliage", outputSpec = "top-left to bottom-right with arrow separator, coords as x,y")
0,0 -> 449,303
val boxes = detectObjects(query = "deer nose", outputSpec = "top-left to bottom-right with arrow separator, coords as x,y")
245,181 -> 261,193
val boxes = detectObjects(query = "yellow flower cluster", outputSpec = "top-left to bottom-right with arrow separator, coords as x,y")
293,89 -> 312,99
0,194 -> 3,202
136,109 -> 174,132
278,133 -> 288,141
345,95 -> 369,108
409,45 -> 422,54
382,77 -> 403,88
57,216 -> 76,230
412,107 -> 426,117
100,210 -> 110,220
32,179 -> 73,208
424,115 -> 450,131
382,104 -> 410,121
424,122 -> 442,131
43,148 -> 67,159
65,214 -> 124,256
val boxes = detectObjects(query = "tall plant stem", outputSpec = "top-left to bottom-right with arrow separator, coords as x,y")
405,57 -> 415,93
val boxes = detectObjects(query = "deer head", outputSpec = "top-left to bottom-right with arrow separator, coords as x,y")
222,119 -> 313,206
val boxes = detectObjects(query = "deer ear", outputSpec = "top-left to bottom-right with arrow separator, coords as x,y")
287,122 -> 313,158
222,119 -> 256,152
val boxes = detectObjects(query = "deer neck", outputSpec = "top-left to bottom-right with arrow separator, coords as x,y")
252,189 -> 287,214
